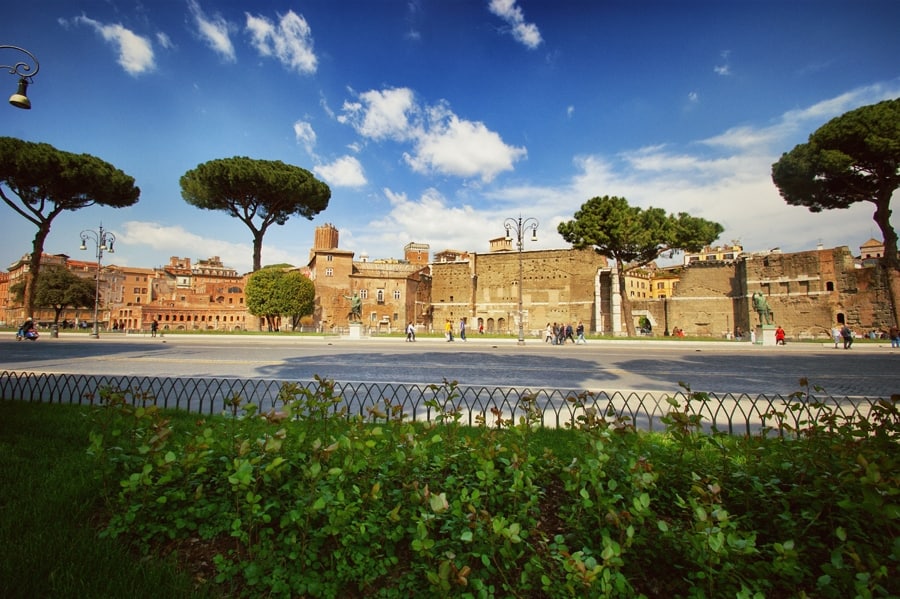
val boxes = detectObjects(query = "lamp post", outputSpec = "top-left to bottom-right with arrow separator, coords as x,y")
80,225 -> 115,339
504,215 -> 538,345
1,45 -> 39,109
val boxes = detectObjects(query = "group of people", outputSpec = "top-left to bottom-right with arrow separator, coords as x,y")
831,323 -> 900,349
443,318 -> 470,342
544,322 -> 586,345
833,324 -> 855,349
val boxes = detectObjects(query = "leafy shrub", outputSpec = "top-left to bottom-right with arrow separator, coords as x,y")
88,379 -> 900,598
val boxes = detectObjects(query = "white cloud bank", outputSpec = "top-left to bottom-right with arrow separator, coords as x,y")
118,221 -> 294,274
338,87 -> 526,183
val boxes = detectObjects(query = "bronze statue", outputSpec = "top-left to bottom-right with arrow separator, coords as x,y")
752,291 -> 773,325
344,293 -> 362,322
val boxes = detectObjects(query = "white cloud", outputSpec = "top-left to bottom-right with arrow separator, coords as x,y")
714,49 -> 732,75
156,32 -> 174,50
339,87 -> 418,141
339,87 -> 526,182
488,0 -> 543,49
314,156 -> 367,188
293,120 -> 317,155
356,188 -> 482,255
188,0 -> 235,62
245,10 -> 317,75
404,113 -> 527,182
119,221 -> 298,274
71,15 -> 155,75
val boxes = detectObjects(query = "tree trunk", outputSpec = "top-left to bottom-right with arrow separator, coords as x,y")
873,193 -> 898,270
872,192 -> 899,327
618,271 -> 636,336
22,224 -> 51,319
252,230 -> 264,272
886,266 -> 900,329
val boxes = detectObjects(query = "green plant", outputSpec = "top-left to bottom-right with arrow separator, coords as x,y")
66,377 -> 900,598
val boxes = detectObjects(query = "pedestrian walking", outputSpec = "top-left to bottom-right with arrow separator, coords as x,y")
840,324 -> 854,349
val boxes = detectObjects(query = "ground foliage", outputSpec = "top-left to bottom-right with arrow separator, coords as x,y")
88,378 -> 899,598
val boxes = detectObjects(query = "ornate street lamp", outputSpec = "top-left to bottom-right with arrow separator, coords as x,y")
504,215 -> 539,345
1,45 -> 40,109
80,225 -> 116,338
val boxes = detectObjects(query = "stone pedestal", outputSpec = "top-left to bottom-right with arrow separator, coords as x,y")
348,323 -> 362,339
756,324 -> 776,346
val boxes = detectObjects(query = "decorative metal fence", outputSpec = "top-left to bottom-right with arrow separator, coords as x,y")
0,370 -> 882,436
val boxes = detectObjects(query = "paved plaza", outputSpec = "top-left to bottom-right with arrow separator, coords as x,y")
2,332 -> 897,398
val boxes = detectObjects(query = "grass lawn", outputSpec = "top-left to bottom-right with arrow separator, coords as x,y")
0,401 -> 212,599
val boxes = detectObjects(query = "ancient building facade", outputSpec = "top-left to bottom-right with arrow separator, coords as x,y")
430,247 -> 608,337
631,246 -> 895,339
4,253 -> 91,326
118,256 -> 249,332
306,224 -> 431,332
4,227 -> 896,340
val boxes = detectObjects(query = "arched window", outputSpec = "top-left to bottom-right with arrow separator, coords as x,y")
826,281 -> 835,291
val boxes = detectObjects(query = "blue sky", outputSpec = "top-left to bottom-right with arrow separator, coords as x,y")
2,0 -> 899,274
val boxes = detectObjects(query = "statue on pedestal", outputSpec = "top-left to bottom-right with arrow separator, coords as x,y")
344,293 -> 362,323
752,291 -> 773,326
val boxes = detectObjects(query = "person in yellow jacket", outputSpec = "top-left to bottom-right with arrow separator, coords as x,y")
444,319 -> 454,342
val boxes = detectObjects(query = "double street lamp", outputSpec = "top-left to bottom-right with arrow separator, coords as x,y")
1,45 -> 40,109
504,215 -> 539,345
80,225 -> 115,338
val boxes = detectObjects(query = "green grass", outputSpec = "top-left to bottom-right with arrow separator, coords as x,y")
0,401 -> 213,599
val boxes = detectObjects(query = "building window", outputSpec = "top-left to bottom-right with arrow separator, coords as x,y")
359,289 -> 368,299
826,281 -> 835,291
393,289 -> 401,300
325,267 -> 333,277
326,254 -> 333,261
377,289 -> 385,303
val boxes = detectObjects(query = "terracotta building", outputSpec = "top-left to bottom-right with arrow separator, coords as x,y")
119,256 -> 250,333
306,224 -> 431,332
